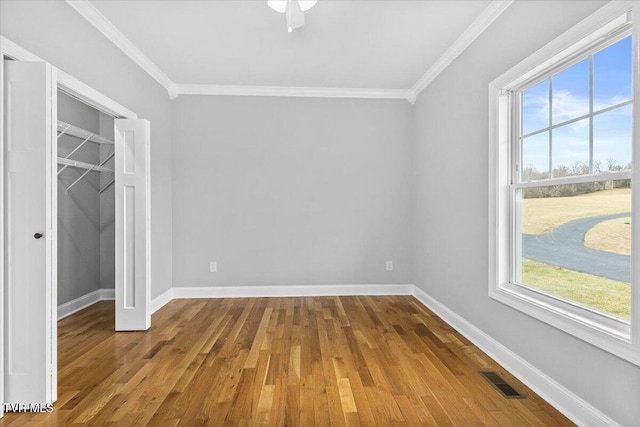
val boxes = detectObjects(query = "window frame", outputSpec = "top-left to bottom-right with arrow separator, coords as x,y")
489,1 -> 640,366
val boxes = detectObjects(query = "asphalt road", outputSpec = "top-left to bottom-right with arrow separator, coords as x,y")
522,212 -> 631,283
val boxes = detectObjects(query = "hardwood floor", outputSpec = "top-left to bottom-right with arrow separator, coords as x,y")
0,296 -> 574,426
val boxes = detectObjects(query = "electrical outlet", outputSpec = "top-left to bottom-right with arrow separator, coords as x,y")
386,260 -> 393,271
210,261 -> 217,273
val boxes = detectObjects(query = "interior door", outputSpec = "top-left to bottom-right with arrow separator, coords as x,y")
2,60 -> 56,404
114,119 -> 150,331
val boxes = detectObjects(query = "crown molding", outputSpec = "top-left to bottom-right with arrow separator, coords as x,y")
175,84 -> 416,102
63,0 -> 509,103
411,0 -> 513,97
65,0 -> 177,98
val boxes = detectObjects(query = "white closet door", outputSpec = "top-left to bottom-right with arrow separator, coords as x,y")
3,60 -> 56,404
114,119 -> 150,331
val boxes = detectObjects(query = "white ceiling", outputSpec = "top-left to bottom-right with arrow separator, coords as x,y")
89,1 -> 491,88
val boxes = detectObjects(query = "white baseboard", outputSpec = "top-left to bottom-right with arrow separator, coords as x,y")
151,288 -> 174,314
57,288 -> 114,320
411,286 -> 619,427
171,283 -> 413,299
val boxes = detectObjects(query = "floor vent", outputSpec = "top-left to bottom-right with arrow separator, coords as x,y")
479,371 -> 525,399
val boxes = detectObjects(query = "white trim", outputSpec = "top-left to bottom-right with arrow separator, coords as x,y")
513,170 -> 632,189
57,289 -> 115,320
64,0 -> 177,98
150,288 -> 174,315
49,65 -> 58,403
57,71 -> 137,119
0,40 -> 5,420
631,3 -> 640,360
411,287 -> 621,427
0,36 -> 137,120
175,84 -> 416,102
0,36 -> 43,61
411,0 -> 513,96
172,284 -> 414,299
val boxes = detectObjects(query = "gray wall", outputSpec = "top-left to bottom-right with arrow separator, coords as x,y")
57,92 -> 101,304
412,1 -> 640,425
0,0 -> 173,299
172,96 -> 413,287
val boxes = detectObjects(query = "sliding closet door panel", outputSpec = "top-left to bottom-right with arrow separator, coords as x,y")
115,119 -> 150,331
3,60 -> 56,404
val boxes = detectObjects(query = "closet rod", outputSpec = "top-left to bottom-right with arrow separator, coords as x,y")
57,120 -> 114,145
57,157 -> 114,173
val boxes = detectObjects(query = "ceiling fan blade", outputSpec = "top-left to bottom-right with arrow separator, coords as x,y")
267,0 -> 287,13
286,0 -> 305,29
298,0 -> 317,12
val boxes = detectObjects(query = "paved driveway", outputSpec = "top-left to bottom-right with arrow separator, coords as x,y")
522,212 -> 631,283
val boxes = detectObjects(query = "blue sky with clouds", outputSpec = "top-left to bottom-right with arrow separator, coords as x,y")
521,36 -> 632,177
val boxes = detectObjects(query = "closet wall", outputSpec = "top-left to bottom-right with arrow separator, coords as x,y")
57,92 -> 114,306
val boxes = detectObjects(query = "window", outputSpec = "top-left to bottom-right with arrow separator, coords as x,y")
489,4 -> 640,366
515,34 -> 632,320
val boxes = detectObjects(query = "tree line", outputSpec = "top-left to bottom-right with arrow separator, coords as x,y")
522,158 -> 631,198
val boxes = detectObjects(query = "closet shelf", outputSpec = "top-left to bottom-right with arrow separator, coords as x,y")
57,157 -> 114,173
58,120 -> 114,145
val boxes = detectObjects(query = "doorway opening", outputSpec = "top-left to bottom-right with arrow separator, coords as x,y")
1,40 -> 151,410
57,90 -> 116,322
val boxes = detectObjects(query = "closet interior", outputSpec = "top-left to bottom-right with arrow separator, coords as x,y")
57,91 -> 115,314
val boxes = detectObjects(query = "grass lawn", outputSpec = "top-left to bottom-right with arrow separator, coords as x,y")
584,217 -> 631,255
522,259 -> 630,320
522,188 -> 631,234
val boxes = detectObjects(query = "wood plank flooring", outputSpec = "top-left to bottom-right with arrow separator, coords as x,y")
0,296 -> 574,426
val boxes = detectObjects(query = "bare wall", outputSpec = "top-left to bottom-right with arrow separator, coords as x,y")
412,1 -> 640,425
172,95 -> 413,288
57,92 -> 101,305
0,0 -> 173,299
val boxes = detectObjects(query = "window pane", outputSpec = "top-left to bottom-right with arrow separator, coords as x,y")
516,181 -> 631,320
552,119 -> 589,177
552,58 -> 590,125
594,36 -> 632,111
522,131 -> 549,182
522,79 -> 549,135
594,104 -> 632,173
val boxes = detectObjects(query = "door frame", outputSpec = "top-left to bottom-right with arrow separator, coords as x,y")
1,36 -> 142,415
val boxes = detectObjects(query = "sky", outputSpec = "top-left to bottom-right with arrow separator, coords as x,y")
520,36 -> 632,179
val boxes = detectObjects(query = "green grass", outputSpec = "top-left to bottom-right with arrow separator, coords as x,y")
584,217 -> 631,255
522,259 -> 630,320
522,188 -> 631,234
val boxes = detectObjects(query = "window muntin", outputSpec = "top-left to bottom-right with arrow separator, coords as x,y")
512,34 -> 633,322
518,35 -> 633,182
